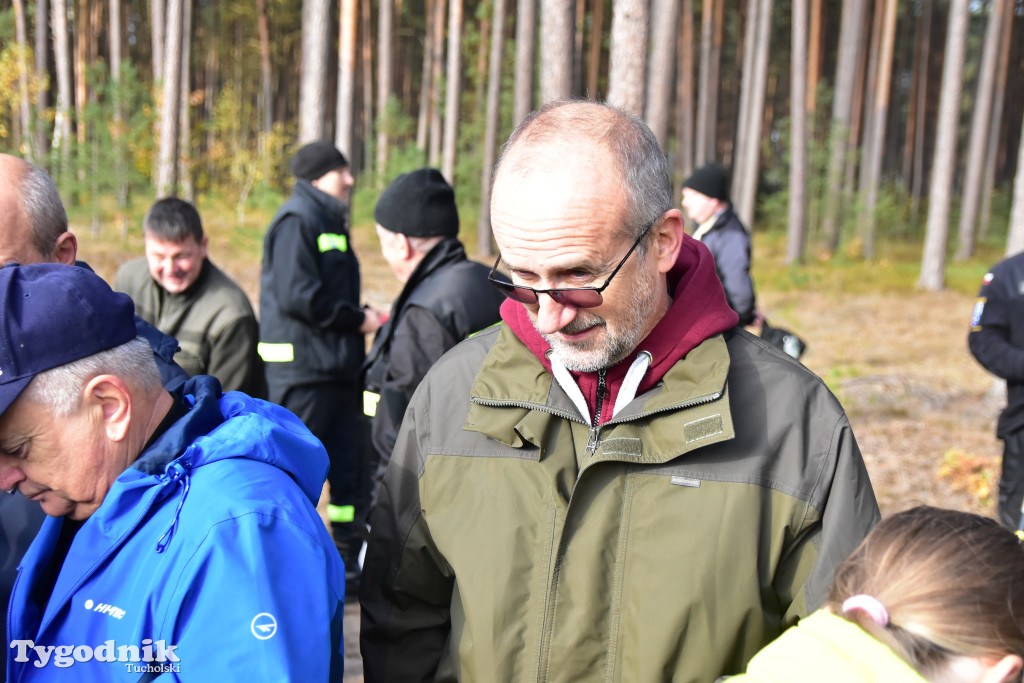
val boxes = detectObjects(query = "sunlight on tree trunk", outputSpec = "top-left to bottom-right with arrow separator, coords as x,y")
441,0 -> 462,184
514,0 -> 536,126
955,0 -> 1007,261
787,0 -> 808,265
540,0 -> 573,104
608,0 -> 648,116
478,0 -> 507,258
919,0 -> 969,292
156,0 -> 183,196
1007,113 -> 1024,257
299,0 -> 329,143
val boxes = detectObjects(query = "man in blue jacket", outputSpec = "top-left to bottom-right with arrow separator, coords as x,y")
0,153 -> 189,683
0,263 -> 345,681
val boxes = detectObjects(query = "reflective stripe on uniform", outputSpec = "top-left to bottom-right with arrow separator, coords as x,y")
317,233 -> 349,253
327,504 -> 355,523
363,390 -> 380,417
257,342 -> 295,363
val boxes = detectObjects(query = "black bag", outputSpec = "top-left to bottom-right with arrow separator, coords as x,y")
760,319 -> 807,360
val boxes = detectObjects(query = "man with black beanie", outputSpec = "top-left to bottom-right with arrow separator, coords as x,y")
361,168 -> 503,515
259,140 -> 382,595
681,162 -> 758,326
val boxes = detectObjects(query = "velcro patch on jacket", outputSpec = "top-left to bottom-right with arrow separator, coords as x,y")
599,437 -> 643,458
683,415 -> 724,443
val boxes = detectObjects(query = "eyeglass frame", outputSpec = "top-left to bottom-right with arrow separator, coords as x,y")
486,216 -> 658,309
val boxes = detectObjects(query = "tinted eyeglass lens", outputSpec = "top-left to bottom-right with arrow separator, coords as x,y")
549,289 -> 603,308
493,281 -> 540,304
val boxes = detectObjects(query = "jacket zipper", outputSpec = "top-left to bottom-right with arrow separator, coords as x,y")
585,369 -> 607,454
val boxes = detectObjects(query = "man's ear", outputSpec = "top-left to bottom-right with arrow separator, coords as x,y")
83,375 -> 132,442
52,232 -> 78,265
653,209 -> 685,275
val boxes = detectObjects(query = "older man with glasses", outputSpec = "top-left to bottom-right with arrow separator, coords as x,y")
359,100 -> 880,683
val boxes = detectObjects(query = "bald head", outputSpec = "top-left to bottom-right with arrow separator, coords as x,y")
493,101 -> 672,241
0,154 -> 75,266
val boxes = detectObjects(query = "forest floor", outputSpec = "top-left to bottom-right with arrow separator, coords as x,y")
81,210 -> 1005,682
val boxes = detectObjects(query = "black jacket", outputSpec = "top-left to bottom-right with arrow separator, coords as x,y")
259,180 -> 366,390
969,252 -> 1024,437
362,238 -> 503,493
695,207 -> 756,326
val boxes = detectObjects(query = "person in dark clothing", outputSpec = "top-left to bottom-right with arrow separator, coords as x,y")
968,251 -> 1024,530
680,163 -> 758,327
0,153 -> 187,682
362,168 -> 504,514
259,141 -> 382,592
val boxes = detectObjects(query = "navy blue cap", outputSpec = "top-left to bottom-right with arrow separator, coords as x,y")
0,263 -> 137,417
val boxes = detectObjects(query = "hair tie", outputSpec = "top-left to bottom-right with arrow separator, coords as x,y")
842,594 -> 890,627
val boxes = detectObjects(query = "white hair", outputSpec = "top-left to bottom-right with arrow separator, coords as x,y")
21,338 -> 161,417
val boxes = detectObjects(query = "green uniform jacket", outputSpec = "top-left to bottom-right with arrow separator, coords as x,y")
115,258 -> 265,397
361,322 -> 880,682
727,610 -> 927,682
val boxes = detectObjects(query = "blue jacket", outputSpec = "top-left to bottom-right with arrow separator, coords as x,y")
5,377 -> 346,681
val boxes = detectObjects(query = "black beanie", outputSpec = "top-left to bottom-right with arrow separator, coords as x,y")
290,141 -> 348,181
683,162 -> 730,202
374,168 -> 459,238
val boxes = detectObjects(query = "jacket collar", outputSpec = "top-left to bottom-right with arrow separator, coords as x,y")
293,178 -> 350,226
499,234 -> 738,424
466,323 -> 735,465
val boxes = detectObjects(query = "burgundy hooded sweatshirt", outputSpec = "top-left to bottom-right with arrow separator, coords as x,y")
500,234 -> 739,425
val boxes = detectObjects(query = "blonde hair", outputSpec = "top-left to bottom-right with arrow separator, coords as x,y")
826,506 -> 1024,678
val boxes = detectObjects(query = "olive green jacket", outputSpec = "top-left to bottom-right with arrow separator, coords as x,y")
360,324 -> 879,683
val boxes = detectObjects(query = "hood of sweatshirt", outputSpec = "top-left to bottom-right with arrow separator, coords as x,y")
501,234 -> 739,424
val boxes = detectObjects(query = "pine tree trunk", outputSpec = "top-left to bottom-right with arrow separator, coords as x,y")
428,0 -> 445,167
787,0 -> 808,265
376,0 -> 394,185
13,0 -> 33,161
1006,112 -> 1024,256
857,0 -> 898,261
35,0 -> 49,161
919,0 -> 969,291
734,0 -> 772,228
151,0 -> 164,82
299,0 -> 329,143
979,0 -> 1014,240
955,0 -> 1007,260
416,0 -> 434,150
514,0 -> 536,126
820,0 -> 865,251
478,0 -> 507,258
645,0 -> 678,147
674,0 -> 695,192
441,0 -> 462,184
51,0 -> 73,180
540,0 -> 573,103
156,0 -> 182,195
337,0 -> 357,158
177,0 -> 193,200
608,0 -> 648,116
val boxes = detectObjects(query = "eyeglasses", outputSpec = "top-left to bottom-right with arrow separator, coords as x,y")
487,218 -> 656,309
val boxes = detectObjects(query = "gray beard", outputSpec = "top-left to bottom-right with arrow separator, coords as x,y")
537,269 -> 658,373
